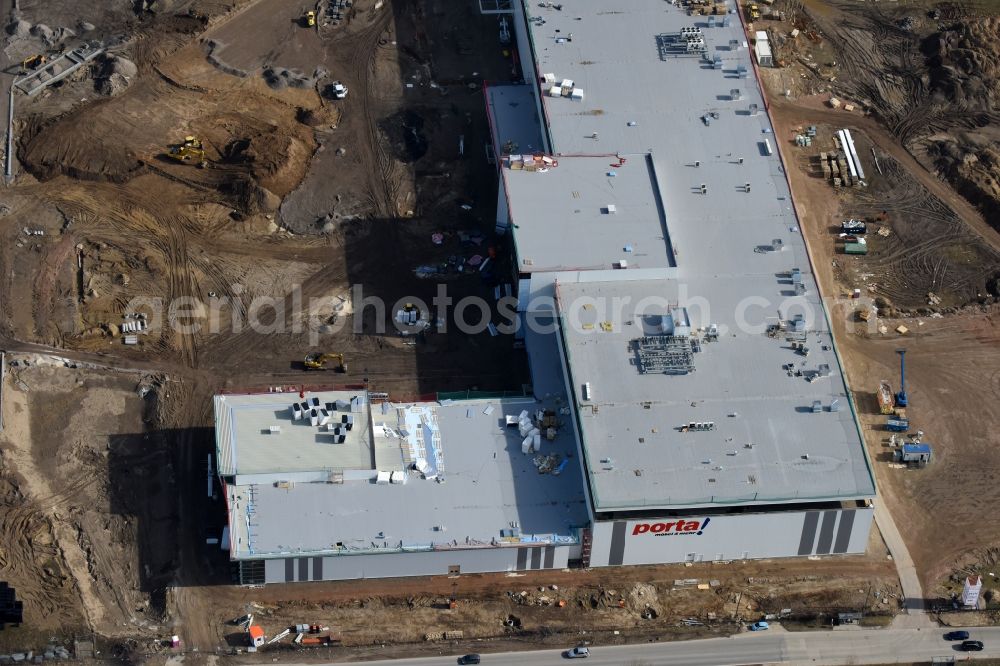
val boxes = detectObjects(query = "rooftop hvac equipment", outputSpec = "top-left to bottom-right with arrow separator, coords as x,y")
570,88 -> 584,100
772,238 -> 784,251
830,399 -> 842,412
376,471 -> 391,485
811,401 -> 822,413
291,404 -> 302,419
269,425 -> 281,434
729,38 -> 740,51
604,204 -> 617,214
632,335 -> 696,375
791,267 -> 802,282
390,471 -> 407,484
582,382 -> 592,401
731,88 -> 742,100
310,397 -> 320,408
671,307 -> 692,337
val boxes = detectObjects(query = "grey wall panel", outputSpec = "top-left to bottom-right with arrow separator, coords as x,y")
833,511 -> 855,553
298,557 -> 309,581
263,557 -> 294,584
608,521 -> 627,566
257,545 -> 573,582
797,511 -> 819,555
815,511 -> 837,555
848,505 -> 875,552
589,507 -> 874,566
516,548 -> 528,570
312,557 -> 323,581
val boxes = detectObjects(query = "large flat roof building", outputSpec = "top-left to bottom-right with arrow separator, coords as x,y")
216,391 -> 588,583
215,0 -> 877,583
555,277 -> 874,512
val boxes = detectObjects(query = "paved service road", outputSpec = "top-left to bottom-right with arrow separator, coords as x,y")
307,626 -> 1000,666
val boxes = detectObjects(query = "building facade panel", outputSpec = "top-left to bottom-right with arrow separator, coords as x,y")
588,507 -> 873,567
260,545 -> 571,583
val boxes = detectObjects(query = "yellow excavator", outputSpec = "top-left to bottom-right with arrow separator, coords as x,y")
21,54 -> 47,71
166,135 -> 208,168
304,352 -> 347,372
304,10 -> 316,27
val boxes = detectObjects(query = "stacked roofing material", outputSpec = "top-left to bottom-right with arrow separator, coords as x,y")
507,154 -> 558,172
836,129 -> 866,182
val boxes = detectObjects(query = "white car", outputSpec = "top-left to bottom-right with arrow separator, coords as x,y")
564,647 -> 590,659
329,81 -> 348,99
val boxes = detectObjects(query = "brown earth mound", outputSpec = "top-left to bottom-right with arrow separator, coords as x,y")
923,17 -> 1000,109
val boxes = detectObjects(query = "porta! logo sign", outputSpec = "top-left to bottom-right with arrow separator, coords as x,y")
631,518 -> 711,536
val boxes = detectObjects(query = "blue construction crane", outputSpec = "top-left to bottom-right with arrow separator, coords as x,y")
895,349 -> 908,408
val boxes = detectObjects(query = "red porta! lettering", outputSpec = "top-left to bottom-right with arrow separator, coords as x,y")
631,520 -> 706,535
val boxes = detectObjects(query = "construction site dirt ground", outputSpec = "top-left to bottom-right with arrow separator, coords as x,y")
0,352 -> 903,658
0,0 -> 998,657
760,56 -> 1000,603
3,0 -> 526,399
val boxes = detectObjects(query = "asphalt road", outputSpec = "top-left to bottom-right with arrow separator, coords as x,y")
305,626 -> 1000,666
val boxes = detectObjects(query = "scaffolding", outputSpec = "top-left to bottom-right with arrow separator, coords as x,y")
632,336 -> 696,375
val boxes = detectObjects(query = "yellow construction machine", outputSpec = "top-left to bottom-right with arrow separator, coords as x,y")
305,10 -> 316,27
747,3 -> 761,20
166,135 -> 208,168
304,352 -> 347,372
21,54 -> 47,71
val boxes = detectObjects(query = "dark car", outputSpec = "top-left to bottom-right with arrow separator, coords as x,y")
944,630 -> 970,641
458,655 -> 481,665
959,640 -> 984,651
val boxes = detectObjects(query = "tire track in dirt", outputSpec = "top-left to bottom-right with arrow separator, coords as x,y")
197,259 -> 349,367
0,387 -> 106,631
349,9 -> 398,218
769,98 -> 1000,255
